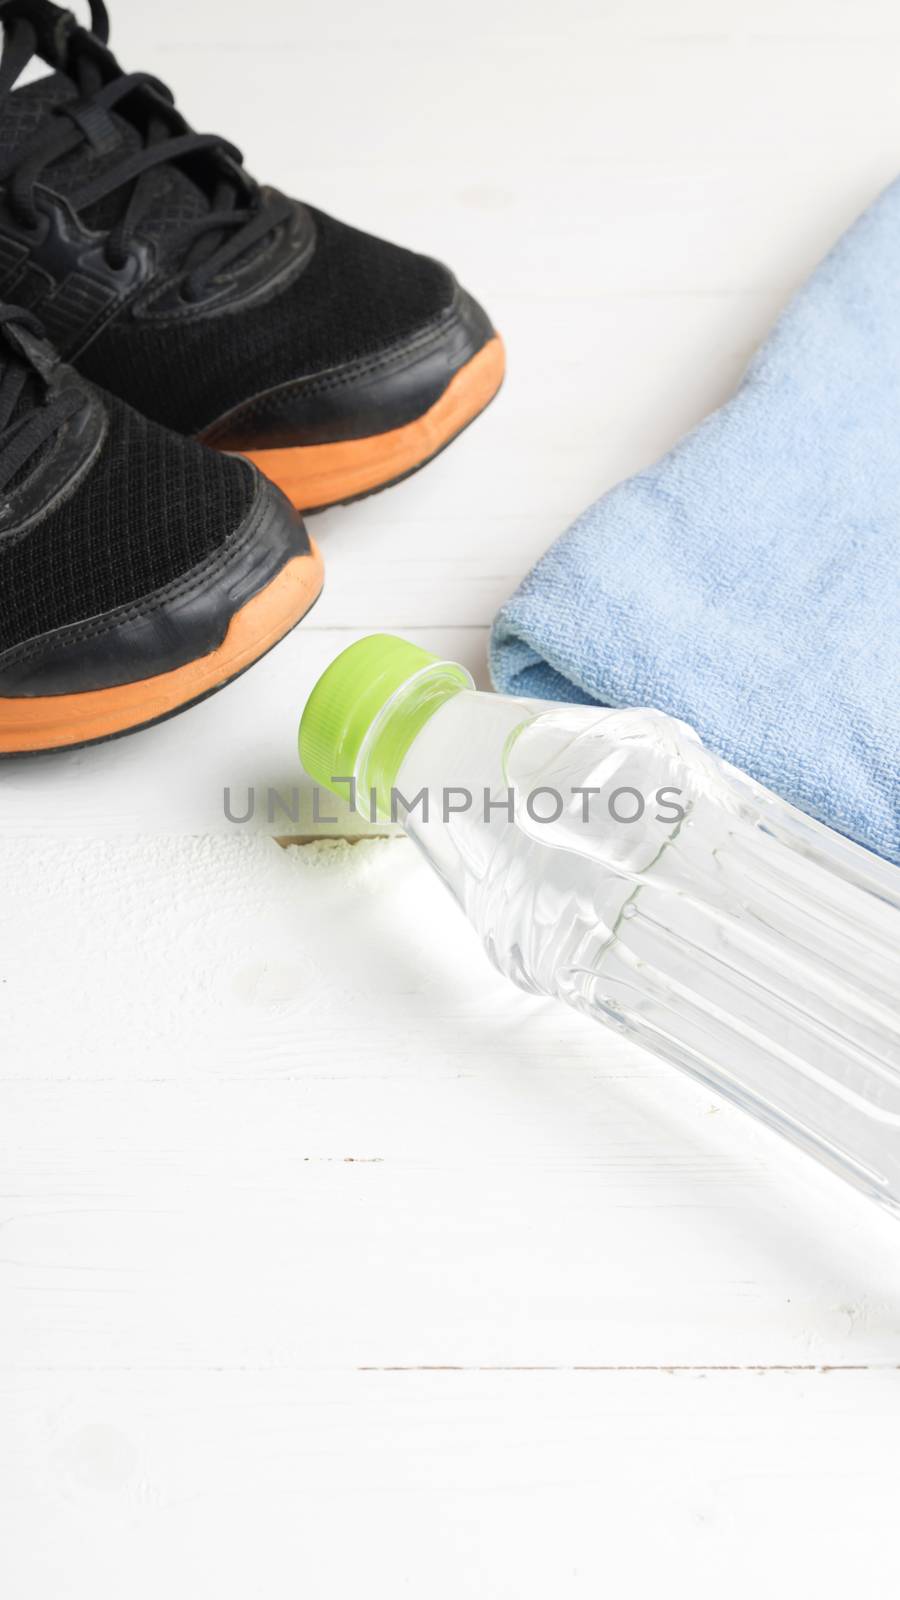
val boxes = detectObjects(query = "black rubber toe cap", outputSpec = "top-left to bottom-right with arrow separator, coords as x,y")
199,283 -> 496,452
0,476 -> 310,697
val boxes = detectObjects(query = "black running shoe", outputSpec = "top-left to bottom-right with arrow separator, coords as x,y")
0,303 -> 323,754
0,1 -> 505,512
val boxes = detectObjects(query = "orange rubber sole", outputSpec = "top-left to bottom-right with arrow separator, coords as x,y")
243,335 -> 505,510
0,538 -> 323,755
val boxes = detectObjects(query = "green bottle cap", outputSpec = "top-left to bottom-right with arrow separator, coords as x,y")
299,634 -> 473,817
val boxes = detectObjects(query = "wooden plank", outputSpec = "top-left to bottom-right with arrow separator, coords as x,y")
4,1368 -> 900,1596
3,835 -> 899,1374
4,2 -> 900,1591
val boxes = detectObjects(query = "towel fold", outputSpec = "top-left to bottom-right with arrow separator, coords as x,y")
490,181 -> 900,863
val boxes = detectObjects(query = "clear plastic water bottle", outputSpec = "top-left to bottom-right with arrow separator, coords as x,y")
300,635 -> 900,1214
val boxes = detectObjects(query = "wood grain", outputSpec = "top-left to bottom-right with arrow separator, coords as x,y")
3,1 -> 900,1592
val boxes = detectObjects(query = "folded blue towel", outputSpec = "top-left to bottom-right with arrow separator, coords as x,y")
490,182 -> 900,863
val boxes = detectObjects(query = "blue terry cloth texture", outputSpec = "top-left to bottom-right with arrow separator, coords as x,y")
490,182 -> 900,864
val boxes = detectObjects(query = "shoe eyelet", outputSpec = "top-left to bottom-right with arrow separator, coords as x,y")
13,211 -> 45,241
102,247 -> 135,279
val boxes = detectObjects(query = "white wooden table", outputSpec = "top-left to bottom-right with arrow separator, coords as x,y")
4,2 -> 900,1592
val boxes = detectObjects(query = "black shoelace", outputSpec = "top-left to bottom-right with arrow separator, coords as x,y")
0,302 -> 81,494
0,0 -> 292,300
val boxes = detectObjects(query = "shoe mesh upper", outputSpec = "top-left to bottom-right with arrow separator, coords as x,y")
0,73 -> 457,436
0,387 -> 257,655
75,208 -> 456,434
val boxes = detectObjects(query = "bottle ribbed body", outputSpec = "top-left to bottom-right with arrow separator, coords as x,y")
395,692 -> 900,1213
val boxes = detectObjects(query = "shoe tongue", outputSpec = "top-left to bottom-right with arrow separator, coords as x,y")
0,69 -> 73,158
2,71 -> 213,261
